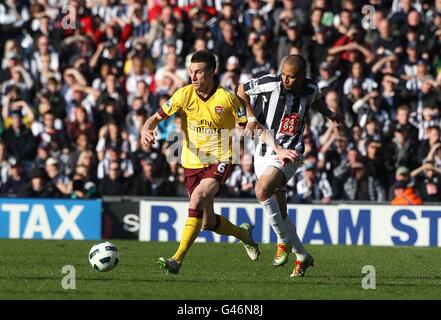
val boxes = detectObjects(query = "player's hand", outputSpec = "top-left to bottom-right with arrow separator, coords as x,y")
276,149 -> 301,164
245,120 -> 264,138
140,127 -> 157,148
328,112 -> 345,124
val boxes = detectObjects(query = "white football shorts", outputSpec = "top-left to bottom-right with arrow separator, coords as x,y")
254,153 -> 304,190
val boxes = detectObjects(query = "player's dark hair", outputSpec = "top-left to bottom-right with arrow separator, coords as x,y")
191,50 -> 217,71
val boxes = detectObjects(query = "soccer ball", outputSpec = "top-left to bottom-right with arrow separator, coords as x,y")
88,241 -> 119,272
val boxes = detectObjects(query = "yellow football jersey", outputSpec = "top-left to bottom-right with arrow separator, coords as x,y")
158,84 -> 247,169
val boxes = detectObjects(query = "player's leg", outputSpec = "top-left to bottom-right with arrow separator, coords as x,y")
201,188 -> 248,240
273,187 -> 314,278
168,178 -> 220,264
158,169 -> 206,274
274,190 -> 307,259
255,166 -> 293,266
199,170 -> 259,261
255,166 -> 289,244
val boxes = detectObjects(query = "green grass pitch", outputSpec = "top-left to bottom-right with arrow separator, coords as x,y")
1,239 -> 441,300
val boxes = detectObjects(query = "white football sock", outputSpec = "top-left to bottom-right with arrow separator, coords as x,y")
260,196 -> 289,244
284,216 -> 307,260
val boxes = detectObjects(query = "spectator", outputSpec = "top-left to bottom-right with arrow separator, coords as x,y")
34,142 -> 51,170
219,56 -> 244,93
1,111 -> 37,169
417,126 -> 441,164
171,165 -> 187,197
2,95 -> 35,129
277,20 -> 303,65
154,52 -> 188,96
319,133 -> 350,186
390,180 -> 423,205
341,162 -> 386,202
67,106 -> 97,146
0,158 -> 25,196
29,35 -> 59,81
378,73 -> 406,113
316,61 -> 342,92
343,61 -> 377,95
389,104 -> 418,144
126,101 -> 148,152
425,141 -> 441,170
363,138 -> 389,190
353,90 -> 391,135
412,160 -> 441,202
130,158 -> 171,196
2,63 -> 33,102
75,150 -> 98,183
96,120 -> 129,161
44,77 -> 67,120
243,41 -> 276,78
96,97 -> 124,128
33,111 -> 68,149
18,167 -> 63,198
96,73 -> 127,115
214,21 -> 248,70
371,20 -> 402,58
341,81 -> 365,128
151,22 -> 183,61
44,157 -> 71,195
388,166 -> 412,200
98,160 -> 129,196
227,154 -> 256,198
294,162 -> 333,204
69,176 -> 99,199
329,25 -> 374,65
0,141 -> 9,184
125,55 -> 154,95
97,145 -> 133,180
388,123 -> 419,170
350,125 -> 364,154
127,80 -> 156,114
309,27 -> 329,75
242,0 -> 271,32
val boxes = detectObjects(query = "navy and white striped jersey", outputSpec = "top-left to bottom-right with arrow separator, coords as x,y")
243,74 -> 321,155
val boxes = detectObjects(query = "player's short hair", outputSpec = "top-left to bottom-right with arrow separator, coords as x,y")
191,50 -> 217,71
282,54 -> 307,76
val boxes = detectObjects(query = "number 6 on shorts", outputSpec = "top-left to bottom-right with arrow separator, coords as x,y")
217,163 -> 226,173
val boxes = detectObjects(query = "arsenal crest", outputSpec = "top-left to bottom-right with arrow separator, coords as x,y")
215,106 -> 223,114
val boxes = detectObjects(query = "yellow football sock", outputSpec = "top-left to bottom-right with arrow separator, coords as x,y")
172,212 -> 203,263
213,214 -> 248,242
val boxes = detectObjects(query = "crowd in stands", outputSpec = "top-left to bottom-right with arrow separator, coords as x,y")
0,0 -> 440,204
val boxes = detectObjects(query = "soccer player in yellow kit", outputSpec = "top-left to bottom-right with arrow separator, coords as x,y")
140,50 -> 259,274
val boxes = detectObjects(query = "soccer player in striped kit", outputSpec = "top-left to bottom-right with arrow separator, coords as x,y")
237,54 -> 344,277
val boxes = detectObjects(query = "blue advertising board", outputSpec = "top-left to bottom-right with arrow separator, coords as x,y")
0,199 -> 102,240
139,201 -> 441,247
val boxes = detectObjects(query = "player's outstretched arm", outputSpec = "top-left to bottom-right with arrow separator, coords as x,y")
140,112 -> 163,148
312,98 -> 345,124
